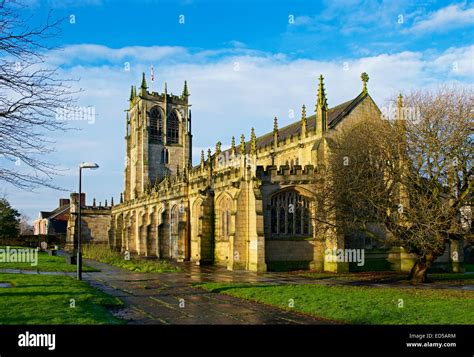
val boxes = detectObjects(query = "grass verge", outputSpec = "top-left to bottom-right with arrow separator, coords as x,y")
0,247 -> 97,272
197,282 -> 474,324
0,273 -> 123,324
301,271 -> 474,283
82,244 -> 180,273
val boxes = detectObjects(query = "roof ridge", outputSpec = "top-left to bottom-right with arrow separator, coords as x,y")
254,95 -> 361,142
190,93 -> 366,170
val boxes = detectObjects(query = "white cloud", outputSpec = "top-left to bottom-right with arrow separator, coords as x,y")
408,3 -> 474,34
47,44 -> 188,66
6,43 -> 474,221
428,45 -> 474,77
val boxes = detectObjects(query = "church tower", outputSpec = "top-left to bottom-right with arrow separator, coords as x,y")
124,73 -> 192,200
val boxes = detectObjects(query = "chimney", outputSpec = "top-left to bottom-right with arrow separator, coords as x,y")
70,192 -> 86,206
59,198 -> 70,207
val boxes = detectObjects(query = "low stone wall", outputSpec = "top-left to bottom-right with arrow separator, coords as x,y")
353,243 -> 464,273
265,241 -> 465,273
350,249 -> 392,272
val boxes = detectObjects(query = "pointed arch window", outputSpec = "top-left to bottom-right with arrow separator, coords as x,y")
270,189 -> 312,238
167,111 -> 179,144
170,205 -> 179,234
219,195 -> 232,241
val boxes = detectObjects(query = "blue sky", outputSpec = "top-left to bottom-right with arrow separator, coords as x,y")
4,0 -> 474,221
27,0 -> 473,58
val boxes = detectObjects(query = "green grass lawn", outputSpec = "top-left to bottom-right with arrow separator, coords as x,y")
300,272 -> 400,281
83,244 -> 181,273
197,282 -> 474,324
301,271 -> 474,283
0,273 -> 123,324
0,247 -> 97,272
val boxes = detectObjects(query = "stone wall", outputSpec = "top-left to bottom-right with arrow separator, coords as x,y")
66,207 -> 112,251
266,239 -> 321,261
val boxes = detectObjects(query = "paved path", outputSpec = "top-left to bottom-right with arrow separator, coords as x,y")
2,258 -> 472,323
82,260 -> 335,325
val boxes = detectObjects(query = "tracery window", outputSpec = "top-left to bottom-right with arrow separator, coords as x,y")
270,189 -> 312,238
219,195 -> 232,240
271,207 -> 277,234
167,111 -> 179,144
170,205 -> 179,234
149,106 -> 163,143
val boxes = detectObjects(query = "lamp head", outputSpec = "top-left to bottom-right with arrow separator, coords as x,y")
80,162 -> 99,169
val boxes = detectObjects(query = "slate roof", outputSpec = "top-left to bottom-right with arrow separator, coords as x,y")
226,91 -> 369,155
189,91 -> 372,174
38,205 -> 69,220
39,211 -> 53,219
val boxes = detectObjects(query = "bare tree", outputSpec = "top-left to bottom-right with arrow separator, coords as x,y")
0,0 -> 76,189
19,213 -> 33,235
314,86 -> 473,283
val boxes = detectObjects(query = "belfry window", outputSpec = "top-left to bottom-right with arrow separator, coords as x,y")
149,107 -> 163,143
167,111 -> 179,144
270,189 -> 312,238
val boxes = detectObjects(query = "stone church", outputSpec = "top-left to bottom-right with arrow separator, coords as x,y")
63,71 -> 464,273
105,72 -> 386,272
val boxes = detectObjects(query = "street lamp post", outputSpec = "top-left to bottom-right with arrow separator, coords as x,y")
77,162 -> 99,280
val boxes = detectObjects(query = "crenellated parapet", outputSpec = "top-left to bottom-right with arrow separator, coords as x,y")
212,166 -> 242,190
256,164 -> 315,183
114,161 -> 316,214
113,169 -> 189,211
189,168 -> 212,191
130,72 -> 189,106
143,91 -> 189,105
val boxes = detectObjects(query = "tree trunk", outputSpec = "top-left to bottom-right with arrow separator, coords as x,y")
408,254 -> 435,284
